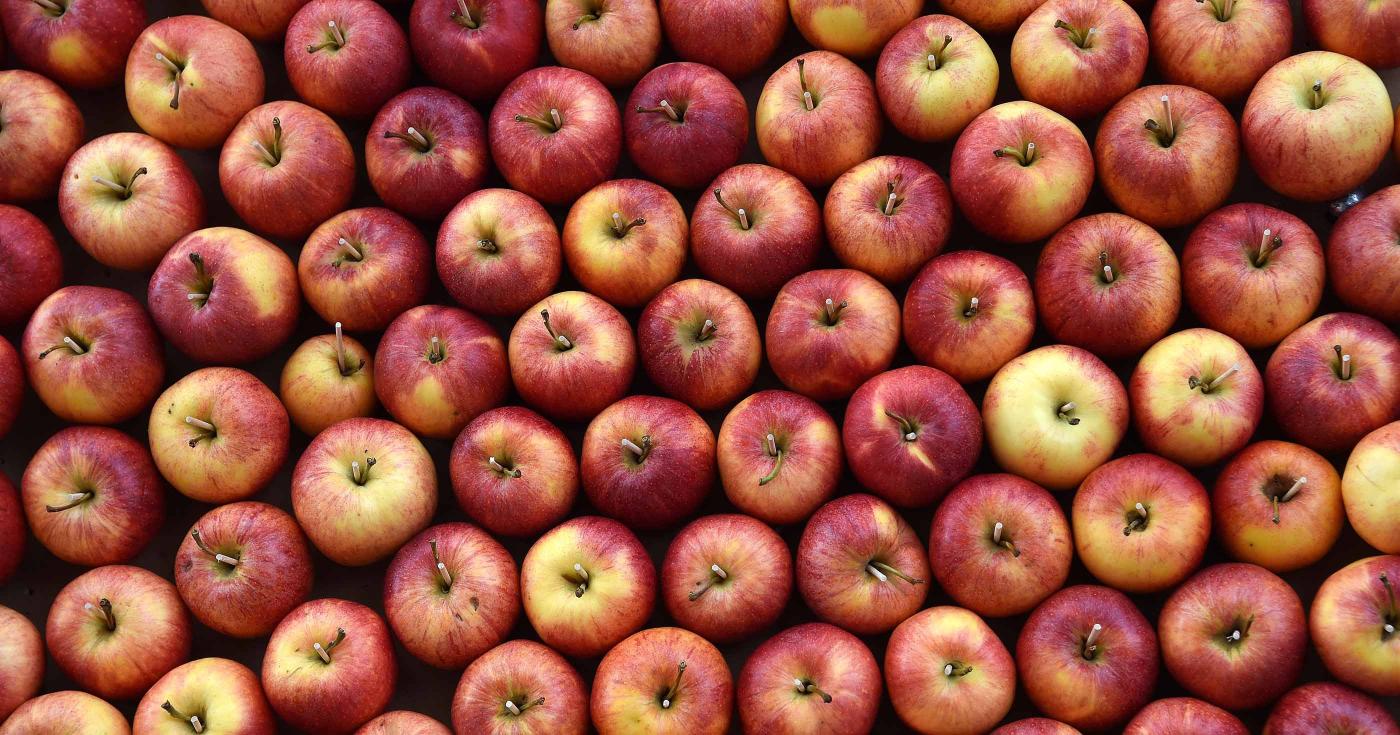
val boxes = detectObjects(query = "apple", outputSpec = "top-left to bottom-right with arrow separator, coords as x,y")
147,227 -> 300,365
280,326 -> 377,436
1242,51 -> 1395,202
949,101 -> 1093,243
1124,698 -> 1247,734
0,70 -> 83,203
0,473 -> 22,583
46,564 -> 192,700
367,86 -> 489,221
1214,440 -> 1343,572
716,390 -> 840,525
452,639 -> 589,735
580,394 -> 716,530
0,337 -> 18,443
990,720 -> 1082,735
875,14 -> 998,143
1303,0 -> 1400,70
755,51 -> 881,187
358,712 -> 452,735
789,0 -> 918,58
937,0 -> 1045,33
1264,682 -> 1400,735
200,0 -> 312,41
437,188 -> 562,318
0,691 -> 129,735
1329,186 -> 1400,323
767,269 -> 902,401
375,305 -> 509,439
737,622 -> 881,735
148,367 -> 290,504
545,0 -> 660,87
885,606 -> 1016,735
1344,421 -> 1400,553
488,66 -> 620,205
689,163 -> 823,299
662,514 -> 792,644
624,62 -> 749,190
983,344 -> 1129,490
658,0 -> 787,79
298,207 -> 431,332
563,178 -> 688,308
22,286 -> 164,424
133,657 -> 275,735
639,278 -> 760,411
1182,203 -> 1326,349
0,205 -> 62,326
1158,562 -> 1307,710
285,0 -> 410,118
125,15 -> 265,150
408,0 -> 543,103
1311,555 -> 1400,695
824,156 -> 952,284
507,291 -> 636,423
1010,0 -> 1148,119
450,406 -> 579,538
1150,0 -> 1292,103
0,0 -> 143,89
262,598 -> 396,734
0,604 -> 42,722
903,251 -> 1035,384
591,626 -> 733,735
519,515 -> 656,658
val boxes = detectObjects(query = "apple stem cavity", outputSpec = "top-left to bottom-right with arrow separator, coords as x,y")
688,564 -> 729,601
758,433 -> 785,486
488,456 -> 522,478
991,521 -> 1021,557
384,127 -> 432,152
621,435 -> 653,463
251,117 -> 285,167
335,237 -> 364,264
349,457 -> 377,485
822,298 -> 849,326
44,490 -> 92,513
697,319 -> 717,341
1224,616 -> 1253,644
793,678 -> 834,703
37,335 -> 86,360
796,58 -> 816,110
476,238 -> 498,253
514,109 -> 562,133
92,167 -> 148,200
1253,229 -> 1283,266
33,0 -> 64,14
964,296 -> 980,318
85,598 -> 116,631
307,20 -> 347,53
1197,0 -> 1236,21
572,8 -> 600,29
993,141 -> 1037,166
943,662 -> 974,677
711,188 -> 752,230
160,701 -> 205,733
1098,251 -> 1116,283
1378,574 -> 1397,638
1332,344 -> 1353,380
191,529 -> 240,567
884,410 -> 919,442
882,179 -> 903,216
1271,476 -> 1307,524
1193,363 -> 1240,394
610,211 -> 646,238
427,336 -> 446,364
451,0 -> 479,28
1053,19 -> 1097,48
867,560 -> 924,585
926,34 -> 954,70
429,539 -> 454,590
1057,402 -> 1080,426
313,627 -> 348,663
1082,623 -> 1103,659
539,309 -> 574,351
154,53 -> 184,109
1311,80 -> 1324,110
504,696 -> 545,716
1123,502 -> 1149,535
659,661 -> 687,709
635,99 -> 681,122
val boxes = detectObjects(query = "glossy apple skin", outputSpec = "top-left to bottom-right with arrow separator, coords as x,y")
789,0 -> 919,58
0,604 -> 42,721
488,66 -> 620,205
148,227 -> 300,365
0,205 -> 62,326
950,101 -> 1093,243
1263,681 -> 1400,735
563,178 -> 688,308
200,0 -> 311,41
376,305 -> 508,439
1303,0 -> 1400,69
1150,0 -> 1292,102
662,514 -> 792,644
1214,441 -> 1343,572
1011,0 -> 1148,119
1310,555 -> 1400,695
262,598 -> 396,734
452,639 -> 589,735
22,286 -> 164,424
545,0 -> 660,87
797,493 -> 930,635
1265,312 -> 1400,453
755,51 -> 881,187
59,132 -> 205,271
825,156 -> 951,284
0,70 -> 83,203
0,0 -> 144,89
0,337 -> 17,442
590,627 -> 733,735
280,331 -> 376,436
1035,213 -> 1181,360
298,207 -> 430,332
148,367 -> 290,504
624,62 -> 749,190
0,473 -> 22,583
768,269 -> 901,401
717,390 -> 840,525
885,605 -> 1016,735
938,0 -> 1044,32
133,657 -> 276,735
438,188 -> 561,318
903,251 -> 1035,384
367,87 -> 489,221
47,565 -> 192,700
519,516 -> 656,658
22,426 -> 164,567
125,15 -> 266,150
384,523 -> 520,670
876,14 -> 998,143
508,291 -> 636,423
690,163 -> 823,299
357,711 -> 452,735
285,0 -> 410,118
0,691 -> 130,735
1329,186 -> 1400,323
990,719 -> 1082,735
1159,562 -> 1306,710
659,0 -> 786,79
451,406 -> 578,538
409,0 -> 543,103
1124,697 -> 1248,735
1344,421 -> 1400,553
738,622 -> 880,735
640,279 -> 760,411
1242,51 -> 1395,202
1183,203 -> 1325,349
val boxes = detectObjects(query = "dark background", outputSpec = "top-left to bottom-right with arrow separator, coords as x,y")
1,0 -> 1398,732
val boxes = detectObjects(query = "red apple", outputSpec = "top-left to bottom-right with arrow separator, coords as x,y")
657,0 -> 787,79
0,70 -> 83,203
451,406 -> 578,538
563,178 -> 688,308
0,691 -> 129,734
624,62 -> 749,190
1303,0 -> 1400,70
0,604 -> 41,722
133,657 -> 276,735
903,251 -> 1036,384
1329,185 -> 1400,324
285,0 -> 410,118
1124,698 -> 1248,735
935,0 -> 1045,33
639,278 -> 760,411
767,269 -> 901,401
1264,682 -> 1400,735
1213,440 -> 1343,573
0,205 -> 62,326
1150,0 -> 1292,103
885,606 -> 1016,735
437,188 -> 562,318
452,639 -> 589,735
661,514 -> 792,644
875,14 -> 1001,143
1343,421 -> 1400,554
1010,0 -> 1149,119
545,0 -> 660,87
990,720 -> 1081,735
200,0 -> 312,41
789,0 -> 919,58
375,305 -> 509,439
507,291 -> 636,423
367,86 -> 489,221
590,627 -> 733,735
716,389 -> 841,525
280,326 -> 377,435
755,51 -> 881,187
358,712 -> 451,735
825,156 -> 951,284
298,207 -> 431,332
408,0 -> 543,103
0,0 -> 144,89
1310,555 -> 1400,696
737,622 -> 881,735
0,472 -> 22,583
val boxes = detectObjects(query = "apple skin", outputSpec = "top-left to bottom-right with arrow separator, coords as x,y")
797,493 -> 931,635
949,101 -> 1093,244
1017,585 -> 1158,730
357,712 -> 452,735
1182,203 -> 1326,349
148,367 -> 290,504
0,473 -> 22,584
59,132 -> 205,272
519,515 -> 656,658
690,163 -> 823,299
0,691 -> 130,735
937,0 -> 1045,33
408,0 -> 543,103
1265,312 -> 1400,454
1158,562 -> 1307,710
875,14 -> 998,143
843,365 -> 982,508
46,565 -> 192,700
0,205 -> 62,326
661,514 -> 792,644
755,51 -> 881,187
658,0 -> 786,78
717,390 -> 840,525
1242,51 -> 1395,202
590,626 -> 734,735
376,305 -> 509,439
1329,186 -> 1400,324
1010,0 -> 1149,120
983,345 -> 1130,490
737,622 -> 881,735
563,178 -> 688,308
367,87 -> 489,221
0,0 -> 144,89
1035,213 -> 1181,361
124,15 -> 266,150
452,639 -> 589,735
789,0 -> 919,58
0,70 -> 84,203
262,598 -> 397,734
767,269 -> 902,402
451,406 -> 578,538
930,473 -> 1073,618
1214,440 -> 1343,572
488,66 -> 620,206
285,0 -> 411,119
1344,421 -> 1400,553
148,227 -> 301,365
0,604 -> 42,722
824,156 -> 952,284
280,330 -> 376,436
133,657 -> 276,735
0,337 -> 18,442
1310,555 -> 1400,696
508,291 -> 636,423
639,279 -> 760,411
298,207 -> 431,332
22,286 -> 165,424
624,62 -> 749,190
1073,454 -> 1211,594
903,251 -> 1036,384
1302,0 -> 1400,70
200,0 -> 312,41
21,426 -> 164,567
885,605 -> 1016,735
1264,682 -> 1400,735
1150,0 -> 1292,103
990,719 -> 1082,735
384,522 -> 520,670
1124,697 -> 1248,735
545,0 -> 660,87
437,188 -> 562,318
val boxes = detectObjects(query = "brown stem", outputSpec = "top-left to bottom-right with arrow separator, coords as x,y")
488,456 -> 521,478
885,410 -> 919,442
313,628 -> 347,663
92,167 -> 148,199
621,435 -> 653,463
155,53 -> 183,109
37,336 -> 86,360
758,433 -> 784,486
797,58 -> 815,110
712,189 -> 750,230
659,661 -> 686,709
383,127 -> 431,152
822,298 -> 848,326
697,319 -> 716,341
1054,19 -> 1097,48
793,678 -> 833,703
191,529 -> 239,567
251,117 -> 284,166
926,34 -> 954,70
634,99 -> 681,122
867,561 -> 924,585
610,211 -> 646,238
994,141 -> 1037,166
45,491 -> 92,513
504,697 -> 545,716
428,336 -> 445,364
86,598 -> 115,631
430,539 -> 453,590
514,109 -> 561,132
540,309 -> 573,350
307,20 -> 347,52
1082,623 -> 1103,659
451,0 -> 478,28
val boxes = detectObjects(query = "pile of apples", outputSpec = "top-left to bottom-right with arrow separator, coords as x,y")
0,0 -> 1399,732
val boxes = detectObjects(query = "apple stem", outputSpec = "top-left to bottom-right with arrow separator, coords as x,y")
621,435 -> 653,462
993,521 -> 1004,544
868,560 -> 924,585
697,319 -> 717,341
85,598 -> 115,631
660,661 -> 687,709
514,109 -> 562,132
993,142 -> 1037,166
155,53 -> 184,109
570,562 -> 590,597
313,628 -> 347,664
45,490 -> 92,513
688,564 -> 729,600
884,410 -> 919,442
963,296 -> 980,318
307,20 -> 346,53
427,335 -> 446,363
1098,251 -> 1115,283
943,661 -> 974,677
1123,502 -> 1149,535
383,126 -> 432,153
349,457 -> 377,485
430,539 -> 454,590
451,0 -> 478,28
191,529 -> 240,567
1225,616 -> 1253,644
1197,0 -> 1235,21
796,58 -> 816,111
33,0 -> 63,13
572,10 -> 599,28
488,456 -> 522,478
1253,229 -> 1283,266
1333,344 -> 1352,380
1082,623 -> 1103,659
477,238 -> 498,253
160,701 -> 205,733
758,434 -> 785,486
37,335 -> 86,360
1379,572 -> 1397,612
926,34 -> 954,70
504,696 -> 545,716
1311,80 -> 1323,110
793,678 -> 834,703
1053,19 -> 1096,48
990,521 -> 1021,557
336,237 -> 364,263
1198,363 -> 1240,394
251,117 -> 284,167
711,188 -> 752,230
186,253 -> 213,309
882,180 -> 901,216
1145,95 -> 1177,146
823,298 -> 848,326
540,309 -> 574,351
610,211 -> 646,238
635,99 -> 681,122
1057,402 -> 1080,426
92,167 -> 147,200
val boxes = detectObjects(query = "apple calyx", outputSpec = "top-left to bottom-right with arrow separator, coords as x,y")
963,297 -> 981,318
1310,80 -> 1324,110
1122,502 -> 1149,535
1333,344 -> 1353,380
658,660 -> 687,709
1252,229 -> 1283,267
1056,402 -> 1081,426
515,108 -> 563,133
383,126 -> 433,153
451,0 -> 479,29
926,35 -> 954,71
712,189 -> 751,230
688,563 -> 730,601
251,117 -> 285,167
1268,476 -> 1307,524
307,20 -> 348,54
1197,0 -> 1236,22
697,319 -> 717,342
313,628 -> 348,664
1380,573 -> 1397,640
186,253 -> 213,308
477,238 -> 499,253
758,432 -> 785,486
822,298 -> 849,326
1098,252 -> 1116,284
567,562 -> 590,597
191,529 -> 240,567
92,167 -> 148,200
942,661 -> 974,677
154,53 -> 185,110
429,538 -> 454,590
185,416 -> 218,447
621,435 -> 654,463
796,58 -> 816,111
635,99 -> 683,123
793,678 -> 833,703
1053,19 -> 1097,49
610,211 -> 647,238
349,456 -> 378,485
885,410 -> 920,442
1144,95 -> 1177,147
488,455 -> 522,478
540,309 -> 574,351
1189,363 -> 1241,395
36,335 -> 88,360
32,0 -> 66,17
85,598 -> 116,632
865,560 -> 924,586
44,490 -> 92,513
427,335 -> 447,364
991,521 -> 1021,557
504,696 -> 545,716
993,141 -> 1038,167
160,701 -> 206,733
1222,615 -> 1253,646
1081,623 -> 1103,659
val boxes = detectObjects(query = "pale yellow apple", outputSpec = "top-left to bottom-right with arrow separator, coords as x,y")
1342,421 -> 1400,553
